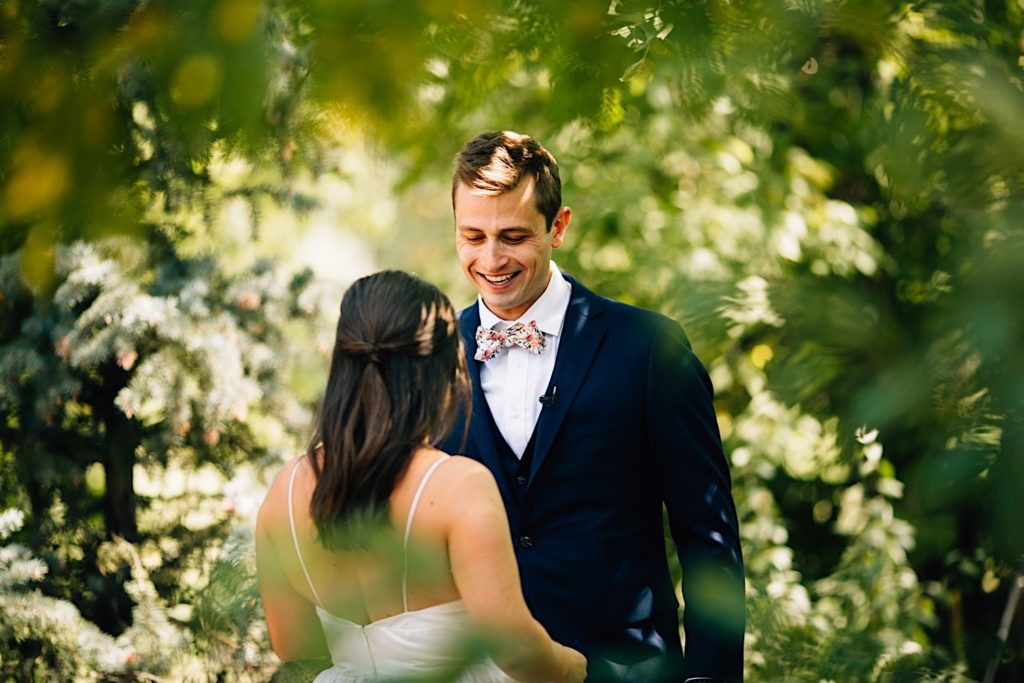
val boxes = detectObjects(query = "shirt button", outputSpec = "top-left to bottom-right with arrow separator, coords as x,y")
515,474 -> 527,485
518,535 -> 534,549
511,412 -> 520,420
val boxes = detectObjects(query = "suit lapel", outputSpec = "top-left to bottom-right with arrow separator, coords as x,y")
528,275 -> 607,485
459,305 -> 513,501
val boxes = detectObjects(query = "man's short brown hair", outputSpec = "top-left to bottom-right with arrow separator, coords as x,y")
452,130 -> 562,230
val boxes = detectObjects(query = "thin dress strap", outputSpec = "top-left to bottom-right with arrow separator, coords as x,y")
287,459 -> 325,610
402,455 -> 450,612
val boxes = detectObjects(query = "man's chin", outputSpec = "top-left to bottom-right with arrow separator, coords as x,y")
481,296 -> 512,311
481,296 -> 523,320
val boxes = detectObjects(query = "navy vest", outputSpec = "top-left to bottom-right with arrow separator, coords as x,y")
482,401 -> 537,510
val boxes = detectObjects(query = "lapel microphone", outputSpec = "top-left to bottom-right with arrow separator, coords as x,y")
539,385 -> 558,407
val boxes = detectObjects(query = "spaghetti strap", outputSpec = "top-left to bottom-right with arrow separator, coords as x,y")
402,455 -> 450,612
287,459 -> 325,610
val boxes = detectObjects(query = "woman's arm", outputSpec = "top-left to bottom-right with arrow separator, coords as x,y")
255,487 -> 330,662
445,460 -> 586,683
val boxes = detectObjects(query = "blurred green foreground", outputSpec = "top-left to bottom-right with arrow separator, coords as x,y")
2,1 -> 1023,680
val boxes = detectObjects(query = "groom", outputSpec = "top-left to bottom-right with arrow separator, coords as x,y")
442,130 -> 745,682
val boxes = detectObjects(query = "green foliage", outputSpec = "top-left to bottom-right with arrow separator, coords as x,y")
0,231 -> 312,516
1,508 -> 169,679
0,217 -> 317,675
1,505 -> 279,679
188,530 -> 271,674
0,0 -> 295,229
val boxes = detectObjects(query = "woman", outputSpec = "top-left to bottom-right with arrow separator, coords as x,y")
256,271 -> 586,682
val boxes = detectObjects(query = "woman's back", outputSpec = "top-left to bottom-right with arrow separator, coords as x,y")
265,447 -> 463,622
258,447 -> 512,681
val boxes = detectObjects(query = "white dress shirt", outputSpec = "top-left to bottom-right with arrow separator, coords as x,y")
477,262 -> 572,458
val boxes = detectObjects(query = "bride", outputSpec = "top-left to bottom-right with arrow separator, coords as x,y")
256,270 -> 587,682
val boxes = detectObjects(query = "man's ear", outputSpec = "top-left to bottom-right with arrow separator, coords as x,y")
551,206 -> 572,248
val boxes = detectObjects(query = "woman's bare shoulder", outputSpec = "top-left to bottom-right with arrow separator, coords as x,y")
430,455 -> 509,541
421,451 -> 502,511
257,455 -> 308,530
444,453 -> 492,475
426,451 -> 494,485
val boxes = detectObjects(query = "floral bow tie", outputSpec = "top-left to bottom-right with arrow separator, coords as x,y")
474,321 -> 547,361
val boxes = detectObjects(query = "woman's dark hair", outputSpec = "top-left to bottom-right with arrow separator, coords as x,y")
307,270 -> 470,550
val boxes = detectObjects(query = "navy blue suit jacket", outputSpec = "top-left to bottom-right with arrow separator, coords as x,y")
442,274 -> 744,682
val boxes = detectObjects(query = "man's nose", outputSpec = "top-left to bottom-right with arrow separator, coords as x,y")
480,239 -> 506,269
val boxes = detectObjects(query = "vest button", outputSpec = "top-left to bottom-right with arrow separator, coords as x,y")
518,535 -> 534,549
515,474 -> 527,485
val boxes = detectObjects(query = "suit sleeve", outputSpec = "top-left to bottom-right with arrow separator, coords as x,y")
647,317 -> 745,682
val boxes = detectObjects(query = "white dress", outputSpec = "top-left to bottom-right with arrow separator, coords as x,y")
287,456 -> 516,682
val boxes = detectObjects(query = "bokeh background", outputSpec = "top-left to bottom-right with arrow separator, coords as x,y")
2,1 -> 1023,680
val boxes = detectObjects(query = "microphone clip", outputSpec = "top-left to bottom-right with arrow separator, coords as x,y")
539,386 -> 558,407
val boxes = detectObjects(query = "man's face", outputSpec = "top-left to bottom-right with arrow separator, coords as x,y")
454,178 -> 571,321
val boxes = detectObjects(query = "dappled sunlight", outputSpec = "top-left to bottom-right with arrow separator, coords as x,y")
3,0 -> 1023,679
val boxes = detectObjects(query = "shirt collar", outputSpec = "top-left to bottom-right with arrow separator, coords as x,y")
478,261 -> 572,337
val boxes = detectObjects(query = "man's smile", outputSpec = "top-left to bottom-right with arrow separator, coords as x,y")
480,272 -> 520,287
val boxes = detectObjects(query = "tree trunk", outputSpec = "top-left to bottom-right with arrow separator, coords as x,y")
103,416 -> 138,541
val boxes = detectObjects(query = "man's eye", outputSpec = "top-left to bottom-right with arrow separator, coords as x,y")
504,236 -> 527,244
464,235 -> 484,243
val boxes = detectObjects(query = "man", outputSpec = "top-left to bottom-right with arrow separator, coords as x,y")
441,130 -> 745,682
